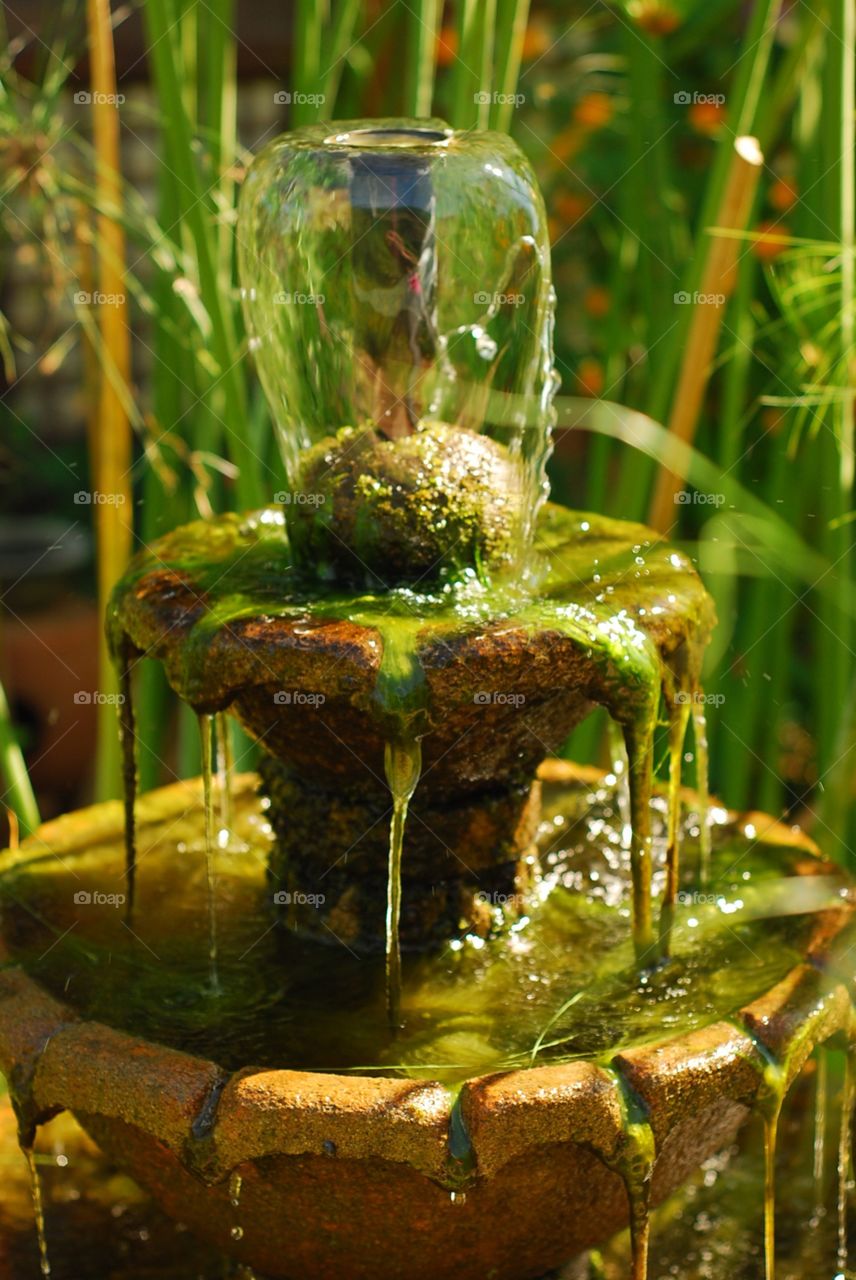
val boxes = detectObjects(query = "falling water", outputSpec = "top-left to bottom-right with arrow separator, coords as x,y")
814,1048 -> 828,1195
623,719 -> 656,963
215,712 -> 234,850
693,702 -> 712,885
199,713 -> 220,991
608,717 -> 632,847
837,1049 -> 853,1276
229,1170 -> 244,1243
117,640 -> 138,917
658,699 -> 691,958
24,1145 -> 51,1277
763,1101 -> 782,1280
607,1069 -> 656,1280
383,736 -> 423,1028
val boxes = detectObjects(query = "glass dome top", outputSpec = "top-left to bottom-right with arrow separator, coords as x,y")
238,118 -> 558,569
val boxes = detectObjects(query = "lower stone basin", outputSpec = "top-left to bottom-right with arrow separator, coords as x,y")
0,762 -> 853,1280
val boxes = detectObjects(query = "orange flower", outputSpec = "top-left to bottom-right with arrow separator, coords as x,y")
761,407 -> 786,435
627,0 -> 681,34
769,178 -> 798,212
549,123 -> 584,164
576,358 -> 604,397
554,191 -> 592,225
574,92 -> 614,130
688,101 -> 725,137
752,220 -> 790,262
436,27 -> 457,68
521,21 -> 553,62
584,286 -> 611,318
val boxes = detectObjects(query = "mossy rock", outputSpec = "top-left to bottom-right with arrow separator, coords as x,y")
285,421 -> 522,586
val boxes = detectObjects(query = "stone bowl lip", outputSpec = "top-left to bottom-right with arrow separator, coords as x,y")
0,760 -> 853,1187
107,502 -> 717,722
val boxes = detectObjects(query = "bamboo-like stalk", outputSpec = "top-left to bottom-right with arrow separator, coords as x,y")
405,0 -> 441,118
87,0 -> 133,802
648,136 -> 764,532
490,0 -> 530,133
450,0 -> 488,129
320,0 -> 362,116
0,676 -> 40,838
143,0 -> 254,506
293,0 -> 327,127
817,0 -> 855,854
638,0 -> 783,451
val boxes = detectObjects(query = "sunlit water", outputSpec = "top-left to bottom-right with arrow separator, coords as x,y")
0,771 -> 844,1087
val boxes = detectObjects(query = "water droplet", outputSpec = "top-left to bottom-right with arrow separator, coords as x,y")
231,1225 -> 245,1241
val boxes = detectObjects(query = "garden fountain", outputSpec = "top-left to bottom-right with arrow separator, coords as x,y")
0,120 -> 855,1280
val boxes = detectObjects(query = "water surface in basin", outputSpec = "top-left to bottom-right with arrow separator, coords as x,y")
0,772 -> 844,1087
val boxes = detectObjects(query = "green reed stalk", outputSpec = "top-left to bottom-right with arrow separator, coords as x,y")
143,0 -> 253,504
614,0 -> 784,520
293,0 -> 327,126
815,0 -> 854,857
405,0 -> 441,117
320,0 -> 363,116
490,0 -> 530,133
0,677 -> 39,838
449,0 -> 493,129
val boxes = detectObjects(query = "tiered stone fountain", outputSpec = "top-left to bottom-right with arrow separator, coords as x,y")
0,121 -> 854,1280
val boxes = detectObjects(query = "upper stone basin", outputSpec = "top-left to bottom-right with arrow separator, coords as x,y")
108,502 -> 715,796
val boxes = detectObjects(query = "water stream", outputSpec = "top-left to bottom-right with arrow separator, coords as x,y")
116,639 -> 137,918
837,1047 -> 854,1276
659,699 -> 692,958
383,736 -> 423,1029
198,713 -> 220,992
23,1143 -> 51,1277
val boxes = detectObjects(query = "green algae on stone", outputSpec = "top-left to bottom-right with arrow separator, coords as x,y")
0,767 -> 845,1088
285,422 -> 524,587
106,501 -> 716,957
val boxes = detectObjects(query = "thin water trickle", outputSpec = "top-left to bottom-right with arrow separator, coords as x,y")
607,1071 -> 655,1280
199,713 -> 220,992
24,1146 -> 51,1277
383,736 -> 423,1029
837,1049 -> 854,1276
608,717 -> 632,848
815,1049 -> 829,1195
215,711 -> 235,851
693,702 -> 711,886
229,1168 -> 244,1241
117,639 -> 138,917
623,719 -> 656,963
658,699 -> 691,958
763,1104 -> 782,1280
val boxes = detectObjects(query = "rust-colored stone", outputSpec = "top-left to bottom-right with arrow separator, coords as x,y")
739,963 -> 852,1085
